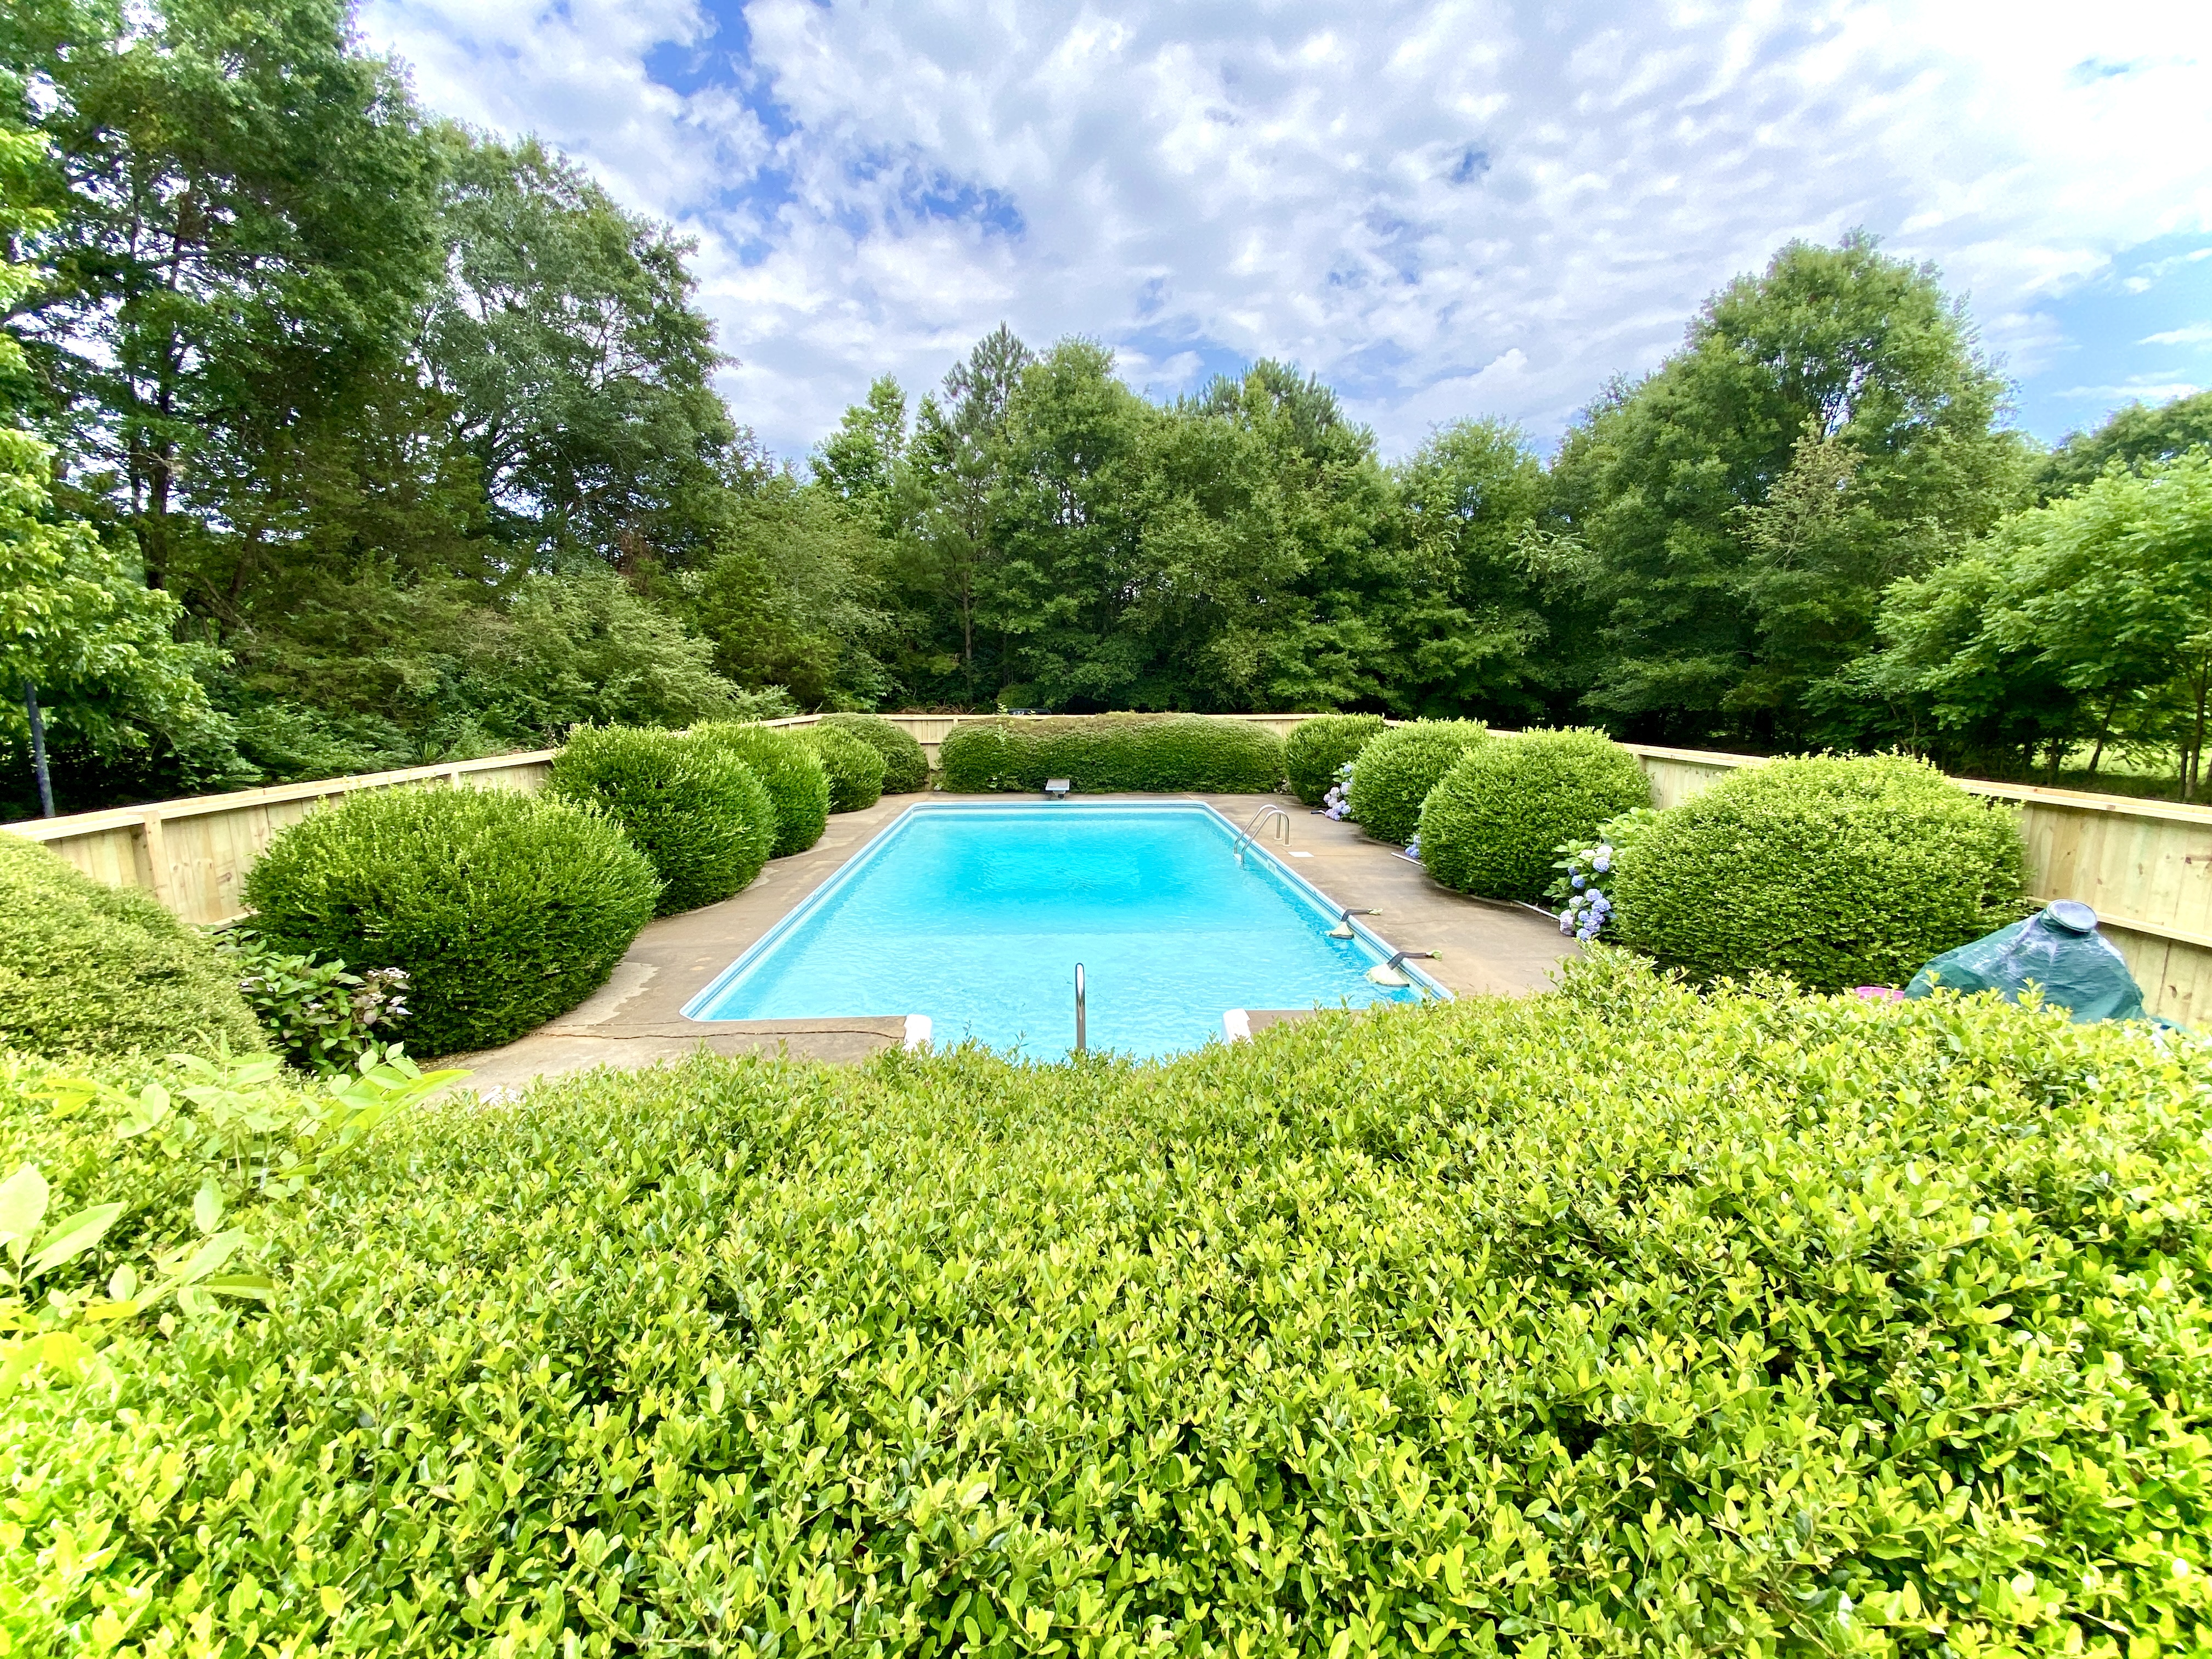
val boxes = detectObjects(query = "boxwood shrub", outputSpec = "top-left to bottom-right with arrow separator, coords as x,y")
939,714 -> 1284,793
7,952 -> 2208,1651
546,725 -> 775,915
1282,712 -> 1386,805
1611,753 -> 2028,991
239,785 -> 658,1054
691,722 -> 831,856
1342,718 -> 1487,844
0,834 -> 265,1060
1420,727 -> 1652,901
795,722 -> 886,812
819,712 -> 929,793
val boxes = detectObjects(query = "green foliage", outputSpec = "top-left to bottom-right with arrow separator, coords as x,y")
686,479 -> 890,708
1420,727 -> 1651,901
819,712 -> 928,793
1548,234 -> 2030,748
690,723 -> 831,856
794,723 -> 885,814
1342,719 -> 1487,844
2034,389 -> 2212,504
4,956 -> 2211,1651
0,834 -> 264,1060
239,785 -> 657,1054
1282,712 -> 1386,805
1864,449 -> 2212,796
546,725 -> 775,915
938,714 -> 1285,793
215,933 -> 409,1074
1547,805 -> 1664,941
1611,754 -> 2027,991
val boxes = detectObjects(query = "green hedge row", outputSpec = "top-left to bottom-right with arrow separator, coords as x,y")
547,725 -> 775,914
240,786 -> 657,1056
0,834 -> 266,1061
817,712 -> 929,793
1612,752 -> 2027,991
1282,712 -> 1386,805
939,714 -> 1285,793
1420,727 -> 1651,901
1343,719 -> 1487,844
6,952 -> 2207,1651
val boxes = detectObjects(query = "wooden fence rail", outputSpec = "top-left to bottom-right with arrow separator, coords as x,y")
9,715 -> 2208,1022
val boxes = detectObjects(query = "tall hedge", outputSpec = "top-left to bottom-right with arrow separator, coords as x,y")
691,723 -> 831,856
1342,719 -> 1487,844
1282,713 -> 1386,805
1611,753 -> 2027,991
240,786 -> 658,1055
819,712 -> 929,793
795,723 -> 886,813
546,725 -> 774,915
7,953 -> 2208,1650
939,714 -> 1284,793
0,834 -> 266,1060
1420,728 -> 1652,901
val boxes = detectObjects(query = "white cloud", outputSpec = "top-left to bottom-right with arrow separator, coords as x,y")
356,0 -> 2212,459
2142,323 -> 2212,347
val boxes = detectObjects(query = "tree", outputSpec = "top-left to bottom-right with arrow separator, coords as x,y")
1548,233 -> 2030,747
3,0 -> 442,590
812,375 -> 908,535
2033,390 -> 2212,504
1863,449 -> 2212,792
686,479 -> 890,708
1,120 -> 229,813
424,133 -> 747,572
1390,419 -> 1549,718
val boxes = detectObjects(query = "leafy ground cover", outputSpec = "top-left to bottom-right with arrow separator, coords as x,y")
4,953 -> 2207,1655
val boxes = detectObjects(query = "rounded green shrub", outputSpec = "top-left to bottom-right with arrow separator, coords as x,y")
1283,713 -> 1386,806
547,725 -> 774,915
796,723 -> 887,813
0,835 -> 266,1060
1420,729 -> 1652,901
820,713 -> 929,793
939,715 -> 1284,793
1610,753 -> 2027,992
1343,720 -> 1487,845
691,723 -> 831,856
240,785 -> 658,1056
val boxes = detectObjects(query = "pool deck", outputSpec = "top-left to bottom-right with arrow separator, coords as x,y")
450,791 -> 1579,1094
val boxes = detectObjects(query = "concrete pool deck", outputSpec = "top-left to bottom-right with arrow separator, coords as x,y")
450,790 -> 1579,1094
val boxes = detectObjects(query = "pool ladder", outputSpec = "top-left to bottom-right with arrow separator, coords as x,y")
1232,805 -> 1291,862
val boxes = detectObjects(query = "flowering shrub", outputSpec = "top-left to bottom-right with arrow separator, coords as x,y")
1418,727 -> 1650,900
1343,719 -> 1487,844
1545,806 -> 1663,942
218,933 -> 409,1074
1321,760 -> 1355,819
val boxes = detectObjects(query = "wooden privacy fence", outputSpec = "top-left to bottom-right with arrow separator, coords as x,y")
8,715 -> 2208,1023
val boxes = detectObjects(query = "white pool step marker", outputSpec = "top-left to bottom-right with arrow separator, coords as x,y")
1223,1008 -> 1252,1043
902,1014 -> 932,1051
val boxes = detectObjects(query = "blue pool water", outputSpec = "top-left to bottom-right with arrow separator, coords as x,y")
685,803 -> 1431,1059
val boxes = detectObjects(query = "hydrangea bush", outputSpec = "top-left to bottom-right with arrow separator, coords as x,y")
1546,806 -> 1663,942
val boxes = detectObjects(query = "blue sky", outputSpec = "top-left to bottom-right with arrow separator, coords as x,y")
359,0 -> 2212,462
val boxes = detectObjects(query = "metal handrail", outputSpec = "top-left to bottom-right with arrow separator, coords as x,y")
1231,805 -> 1292,861
1074,963 -> 1087,1053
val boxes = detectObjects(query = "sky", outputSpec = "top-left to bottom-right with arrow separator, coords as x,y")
356,0 -> 2212,466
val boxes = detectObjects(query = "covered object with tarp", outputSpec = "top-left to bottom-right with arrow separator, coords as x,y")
1903,900 -> 2147,1023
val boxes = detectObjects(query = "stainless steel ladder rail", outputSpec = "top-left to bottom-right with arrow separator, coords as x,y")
1231,804 -> 1292,861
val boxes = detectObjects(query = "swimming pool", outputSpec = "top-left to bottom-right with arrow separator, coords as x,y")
684,802 -> 1440,1058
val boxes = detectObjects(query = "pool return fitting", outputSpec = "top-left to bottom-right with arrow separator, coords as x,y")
1367,949 -> 1441,989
